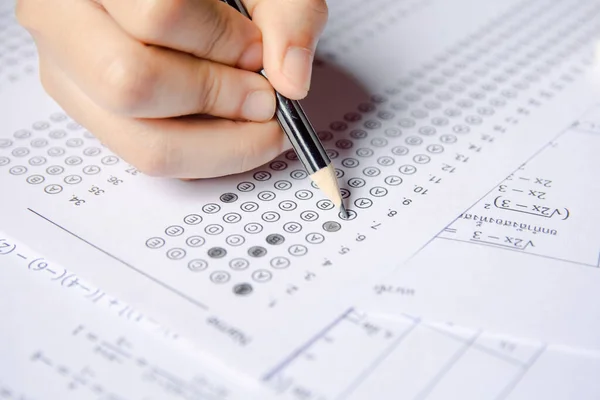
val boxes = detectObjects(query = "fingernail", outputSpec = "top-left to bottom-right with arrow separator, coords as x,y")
238,41 -> 263,70
282,46 -> 313,96
242,90 -> 276,121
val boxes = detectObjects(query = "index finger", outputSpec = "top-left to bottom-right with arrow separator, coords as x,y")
98,0 -> 264,70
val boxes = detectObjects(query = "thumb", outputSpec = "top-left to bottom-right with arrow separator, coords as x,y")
244,0 -> 328,100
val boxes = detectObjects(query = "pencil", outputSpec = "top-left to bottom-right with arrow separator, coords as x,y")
222,0 -> 347,217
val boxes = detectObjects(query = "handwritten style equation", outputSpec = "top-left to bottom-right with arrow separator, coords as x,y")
0,235 -> 179,339
28,325 -> 232,400
437,112 -> 600,269
0,230 -> 265,400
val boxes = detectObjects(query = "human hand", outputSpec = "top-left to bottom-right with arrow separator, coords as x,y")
16,0 -> 328,178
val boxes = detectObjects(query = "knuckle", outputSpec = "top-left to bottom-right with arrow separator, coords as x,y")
304,0 -> 328,16
98,54 -> 156,115
197,63 -> 221,113
196,3 -> 231,57
135,0 -> 184,42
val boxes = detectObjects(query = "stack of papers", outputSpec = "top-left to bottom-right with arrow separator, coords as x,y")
1,0 -> 599,398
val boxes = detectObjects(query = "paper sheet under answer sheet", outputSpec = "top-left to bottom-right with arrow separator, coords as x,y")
0,232 -> 274,400
2,0 -> 600,382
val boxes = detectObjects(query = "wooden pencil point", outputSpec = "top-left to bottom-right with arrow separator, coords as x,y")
310,164 -> 343,209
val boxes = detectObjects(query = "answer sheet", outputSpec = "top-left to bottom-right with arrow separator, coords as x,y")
2,0 -> 600,392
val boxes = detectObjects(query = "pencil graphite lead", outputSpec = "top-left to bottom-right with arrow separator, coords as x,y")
340,203 -> 349,219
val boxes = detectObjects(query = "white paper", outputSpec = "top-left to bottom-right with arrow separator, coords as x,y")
248,310 -> 600,400
364,104 -> 600,350
0,231 -> 274,400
